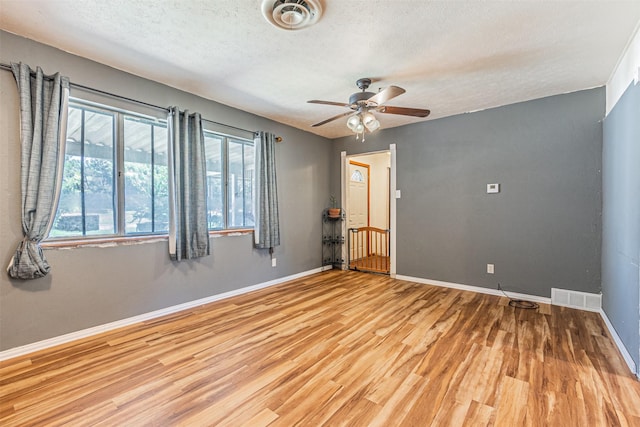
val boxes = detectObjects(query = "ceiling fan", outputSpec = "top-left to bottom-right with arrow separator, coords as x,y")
308,78 -> 430,139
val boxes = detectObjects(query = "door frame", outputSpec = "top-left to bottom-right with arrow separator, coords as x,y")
341,143 -> 397,276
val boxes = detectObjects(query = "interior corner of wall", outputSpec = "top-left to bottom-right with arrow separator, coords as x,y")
606,23 -> 640,114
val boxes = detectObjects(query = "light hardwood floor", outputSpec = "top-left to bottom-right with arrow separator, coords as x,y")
1,270 -> 639,426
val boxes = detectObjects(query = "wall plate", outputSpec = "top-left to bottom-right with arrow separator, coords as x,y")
487,183 -> 500,194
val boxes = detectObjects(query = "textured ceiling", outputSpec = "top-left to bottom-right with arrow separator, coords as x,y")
1,1 -> 639,139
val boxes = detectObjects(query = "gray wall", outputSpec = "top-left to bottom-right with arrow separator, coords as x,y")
333,88 -> 604,298
602,81 -> 640,372
0,30 -> 609,352
0,31 -> 331,351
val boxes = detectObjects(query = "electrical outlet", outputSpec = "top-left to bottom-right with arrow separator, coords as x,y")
272,258 -> 277,267
487,263 -> 494,274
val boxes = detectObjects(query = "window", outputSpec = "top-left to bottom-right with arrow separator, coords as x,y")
351,169 -> 364,182
204,131 -> 255,230
123,116 -> 169,234
50,99 -> 254,241
51,102 -> 169,238
53,104 -> 117,237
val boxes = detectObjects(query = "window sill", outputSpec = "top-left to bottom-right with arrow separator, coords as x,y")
42,229 -> 254,249
42,235 -> 168,249
209,228 -> 254,237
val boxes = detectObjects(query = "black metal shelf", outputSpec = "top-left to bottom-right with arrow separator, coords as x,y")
322,209 -> 344,268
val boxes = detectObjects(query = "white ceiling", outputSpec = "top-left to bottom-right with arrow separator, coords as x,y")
1,1 -> 639,139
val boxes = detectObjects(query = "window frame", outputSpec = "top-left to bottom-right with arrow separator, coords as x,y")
52,101 -> 119,239
122,114 -> 170,236
45,97 -> 255,246
203,128 -> 255,231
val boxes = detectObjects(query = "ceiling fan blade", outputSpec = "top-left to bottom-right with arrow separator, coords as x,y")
308,100 -> 350,108
377,105 -> 431,118
366,85 -> 406,106
312,111 -> 354,127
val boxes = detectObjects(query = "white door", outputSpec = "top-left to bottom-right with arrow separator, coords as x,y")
348,161 -> 369,259
348,161 -> 369,229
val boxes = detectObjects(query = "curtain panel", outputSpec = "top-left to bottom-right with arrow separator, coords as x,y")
254,131 -> 280,252
167,107 -> 210,260
7,63 -> 70,280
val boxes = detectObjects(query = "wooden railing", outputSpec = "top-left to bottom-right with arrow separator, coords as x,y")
348,227 -> 390,274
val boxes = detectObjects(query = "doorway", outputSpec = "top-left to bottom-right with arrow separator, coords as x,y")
344,151 -> 391,274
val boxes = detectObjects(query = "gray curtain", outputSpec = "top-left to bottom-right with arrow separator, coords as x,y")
167,107 -> 210,260
7,63 -> 70,280
254,131 -> 280,252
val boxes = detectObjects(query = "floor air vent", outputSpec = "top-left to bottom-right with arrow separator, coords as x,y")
551,288 -> 601,312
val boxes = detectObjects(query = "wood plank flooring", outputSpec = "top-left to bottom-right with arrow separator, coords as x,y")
1,270 -> 639,426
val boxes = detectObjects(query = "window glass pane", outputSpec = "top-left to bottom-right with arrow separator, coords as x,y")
243,142 -> 255,227
124,117 -> 168,234
51,105 -> 115,237
228,139 -> 254,228
124,117 -> 151,233
83,109 -> 116,235
227,140 -> 243,227
153,125 -> 169,233
204,132 -> 224,229
52,107 -> 83,237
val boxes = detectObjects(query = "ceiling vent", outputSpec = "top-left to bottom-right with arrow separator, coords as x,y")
261,0 -> 323,31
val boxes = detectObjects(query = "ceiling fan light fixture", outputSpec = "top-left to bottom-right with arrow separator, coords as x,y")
347,114 -> 361,131
365,118 -> 380,132
362,111 -> 376,125
261,0 -> 323,31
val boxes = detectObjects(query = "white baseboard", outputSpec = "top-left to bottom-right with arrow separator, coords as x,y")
599,308 -> 638,377
0,266 -> 327,362
395,275 -> 552,304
